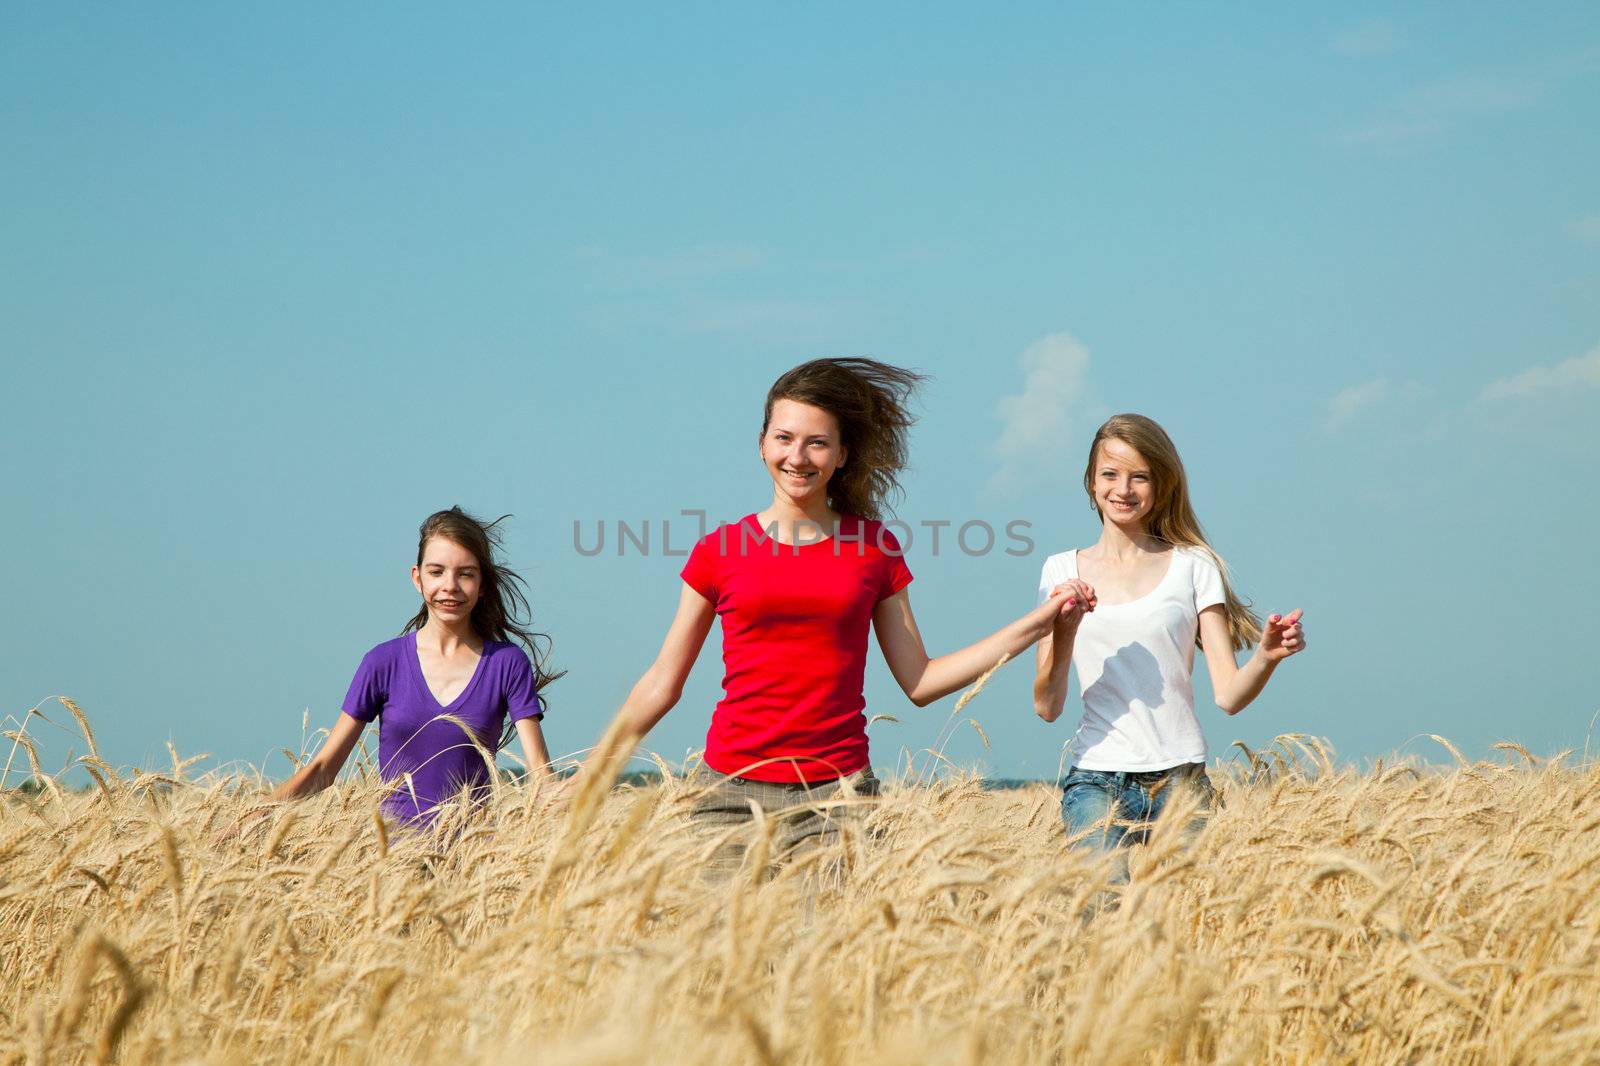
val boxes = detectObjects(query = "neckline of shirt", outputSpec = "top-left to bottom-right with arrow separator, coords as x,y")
740,512 -> 865,550
1072,546 -> 1182,610
407,630 -> 492,711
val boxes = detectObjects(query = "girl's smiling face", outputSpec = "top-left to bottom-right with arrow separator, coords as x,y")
1093,438 -> 1156,530
411,536 -> 483,626
760,398 -> 848,507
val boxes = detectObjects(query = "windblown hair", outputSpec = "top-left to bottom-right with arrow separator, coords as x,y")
403,507 -> 565,698
763,358 -> 926,521
1084,414 -> 1262,651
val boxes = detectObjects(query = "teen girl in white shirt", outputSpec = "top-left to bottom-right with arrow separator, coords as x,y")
1034,414 -> 1306,886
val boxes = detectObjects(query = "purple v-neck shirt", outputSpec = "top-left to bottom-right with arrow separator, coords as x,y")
342,632 -> 544,825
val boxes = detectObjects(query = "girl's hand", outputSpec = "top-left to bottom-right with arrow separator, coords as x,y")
1257,609 -> 1306,663
542,769 -> 582,806
1049,579 -> 1097,630
1028,580 -> 1094,639
211,805 -> 273,848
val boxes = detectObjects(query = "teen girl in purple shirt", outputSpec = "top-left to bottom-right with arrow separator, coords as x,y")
258,507 -> 561,827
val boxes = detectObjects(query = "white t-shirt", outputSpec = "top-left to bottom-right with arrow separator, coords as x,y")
1036,546 -> 1227,771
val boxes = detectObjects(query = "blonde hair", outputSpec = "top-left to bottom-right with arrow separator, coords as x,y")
1084,414 -> 1261,651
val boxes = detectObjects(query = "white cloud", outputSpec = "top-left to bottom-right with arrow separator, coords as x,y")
1477,343 -> 1600,404
640,244 -> 769,281
571,242 -> 860,341
1404,77 -> 1542,114
1334,45 -> 1598,148
573,242 -> 768,284
1569,216 -> 1600,243
987,331 -> 1099,497
1333,20 -> 1401,57
1336,119 -> 1444,147
580,293 -> 861,343
674,295 -> 846,336
1325,376 -> 1392,429
1337,72 -> 1545,148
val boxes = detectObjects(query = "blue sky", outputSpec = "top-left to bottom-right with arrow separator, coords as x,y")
4,4 -> 1598,782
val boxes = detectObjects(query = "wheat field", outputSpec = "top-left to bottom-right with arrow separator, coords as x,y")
4,700 -> 1600,1066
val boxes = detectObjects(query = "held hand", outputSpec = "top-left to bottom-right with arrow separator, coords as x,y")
1056,579 -> 1097,623
1257,608 -> 1306,664
211,805 -> 273,848
542,770 -> 581,807
1040,580 -> 1097,634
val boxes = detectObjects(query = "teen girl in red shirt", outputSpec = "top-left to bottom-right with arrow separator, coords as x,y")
575,358 -> 1078,868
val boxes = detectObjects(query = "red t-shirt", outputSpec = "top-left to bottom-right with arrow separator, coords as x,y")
680,513 -> 914,783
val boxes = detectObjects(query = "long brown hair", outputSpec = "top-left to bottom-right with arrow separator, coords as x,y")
403,507 -> 565,695
1084,414 -> 1262,651
763,357 -> 925,520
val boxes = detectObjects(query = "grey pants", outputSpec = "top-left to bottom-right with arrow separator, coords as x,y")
686,766 -> 881,880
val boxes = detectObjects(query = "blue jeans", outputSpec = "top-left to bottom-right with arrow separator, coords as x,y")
1059,763 -> 1216,886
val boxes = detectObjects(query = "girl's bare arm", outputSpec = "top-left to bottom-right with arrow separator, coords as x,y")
1201,607 -> 1306,715
1033,622 -> 1076,722
215,713 -> 366,845
268,712 -> 367,801
1032,579 -> 1096,721
572,583 -> 716,783
513,716 -> 553,779
873,585 -> 1078,708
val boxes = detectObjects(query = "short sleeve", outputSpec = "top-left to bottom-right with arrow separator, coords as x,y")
875,526 -> 914,601
1037,552 -> 1072,607
680,531 -> 721,603
341,648 -> 387,723
1190,550 -> 1226,612
1036,559 -> 1055,608
501,647 -> 544,722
